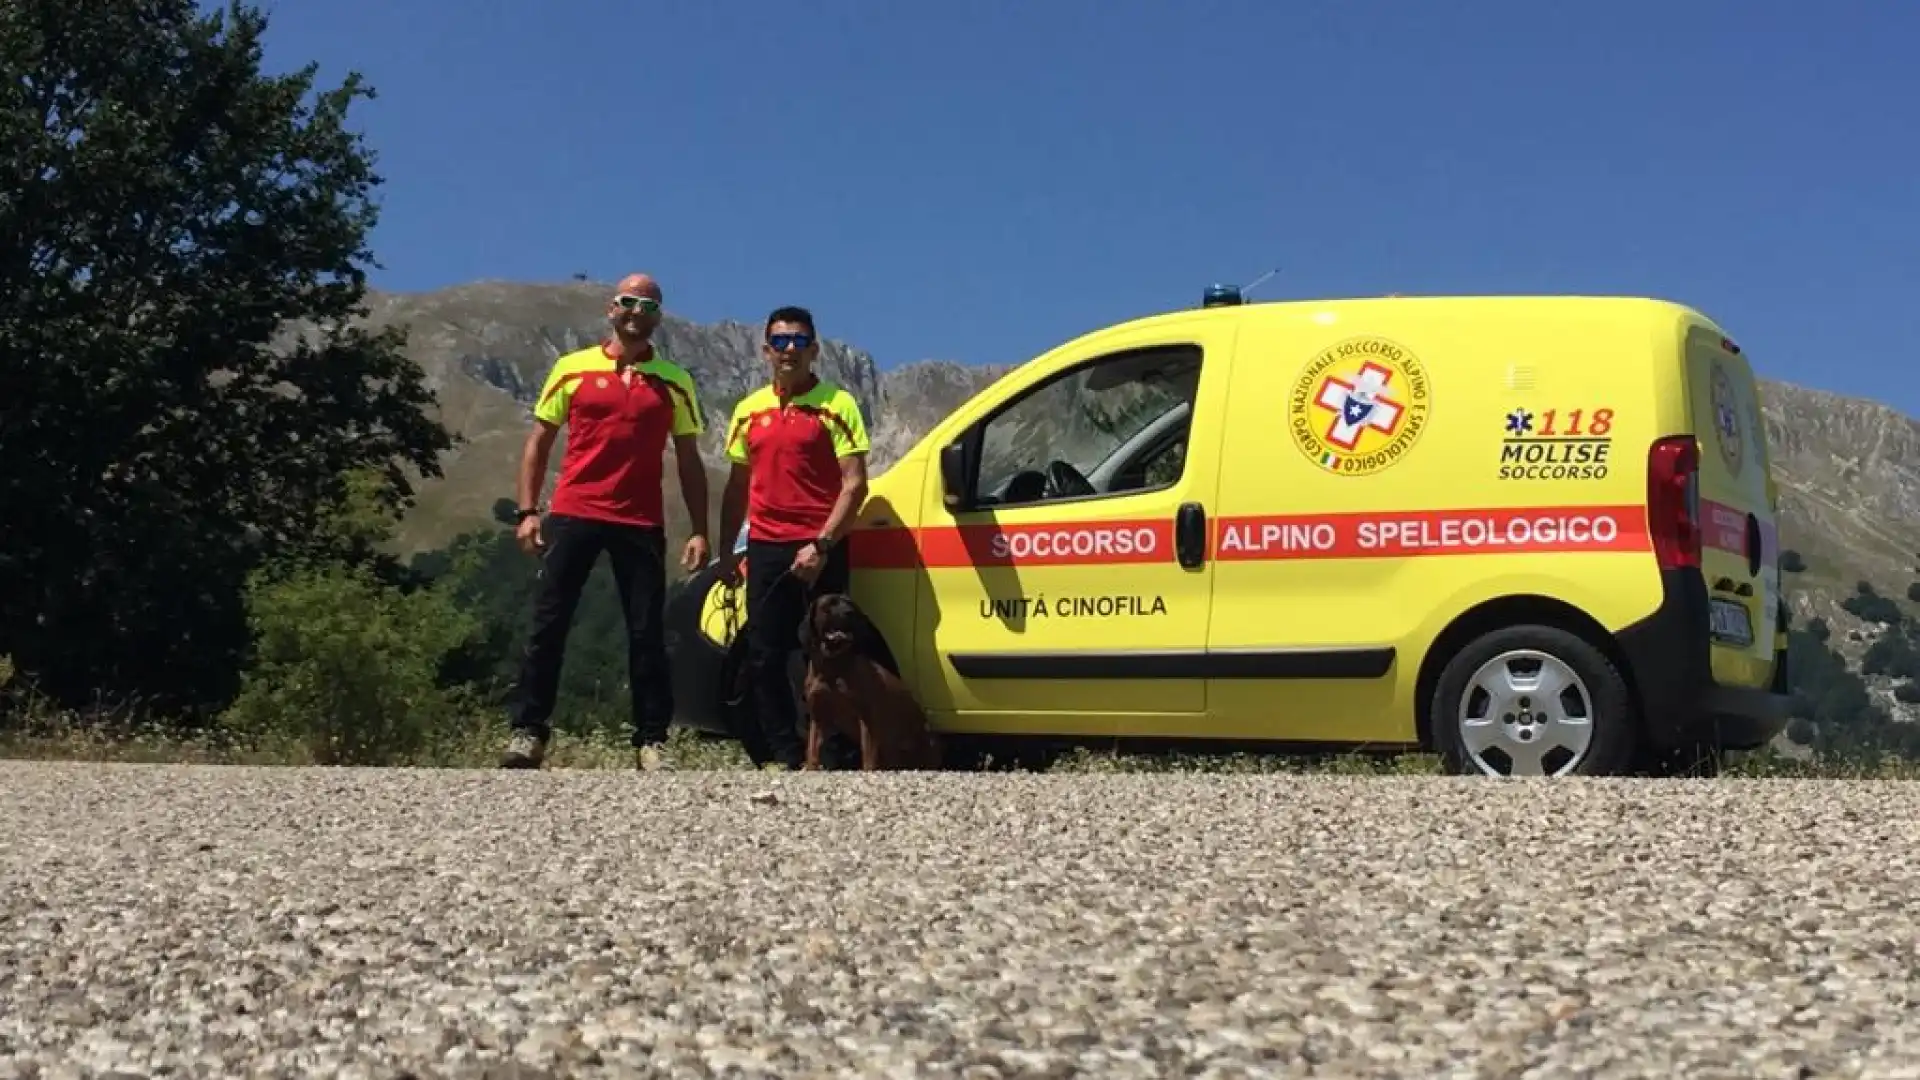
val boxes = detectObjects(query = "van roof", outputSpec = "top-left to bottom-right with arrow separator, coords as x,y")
1093,293 -> 1725,342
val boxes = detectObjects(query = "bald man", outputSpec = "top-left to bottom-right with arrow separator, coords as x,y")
501,273 -> 712,771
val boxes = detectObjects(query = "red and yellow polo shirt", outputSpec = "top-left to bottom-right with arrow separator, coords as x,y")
725,376 -> 869,543
533,341 -> 703,529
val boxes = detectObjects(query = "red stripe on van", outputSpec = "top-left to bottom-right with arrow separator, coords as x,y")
848,505 -> 1655,569
848,519 -> 1173,570
1212,506 -> 1651,560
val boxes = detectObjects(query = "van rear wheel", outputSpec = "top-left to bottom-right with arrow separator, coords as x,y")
1431,625 -> 1637,777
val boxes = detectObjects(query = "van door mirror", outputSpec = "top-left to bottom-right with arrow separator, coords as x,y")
939,442 -> 971,511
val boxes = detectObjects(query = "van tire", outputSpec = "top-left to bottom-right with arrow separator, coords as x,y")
1430,624 -> 1638,777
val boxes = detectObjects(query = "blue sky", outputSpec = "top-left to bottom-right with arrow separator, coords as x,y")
256,0 -> 1918,413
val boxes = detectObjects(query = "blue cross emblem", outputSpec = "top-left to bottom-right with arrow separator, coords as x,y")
1343,394 -> 1374,426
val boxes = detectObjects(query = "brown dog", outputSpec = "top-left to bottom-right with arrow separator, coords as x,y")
801,592 -> 942,771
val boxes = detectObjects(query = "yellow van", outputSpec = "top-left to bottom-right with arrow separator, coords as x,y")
665,292 -> 1790,777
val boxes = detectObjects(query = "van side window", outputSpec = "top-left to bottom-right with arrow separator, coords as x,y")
972,343 -> 1202,509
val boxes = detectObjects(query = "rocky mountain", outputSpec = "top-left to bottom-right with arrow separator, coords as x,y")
1758,382 -> 1920,720
353,280 -> 1003,556
1762,383 -> 1920,601
362,280 -> 1920,697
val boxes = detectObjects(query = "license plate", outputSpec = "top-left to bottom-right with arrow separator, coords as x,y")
1710,598 -> 1754,647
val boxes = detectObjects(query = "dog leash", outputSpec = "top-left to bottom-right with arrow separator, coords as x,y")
716,562 -> 801,709
716,561 -> 798,640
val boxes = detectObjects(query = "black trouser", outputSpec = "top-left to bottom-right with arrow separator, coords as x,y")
510,513 -> 673,748
741,538 -> 862,769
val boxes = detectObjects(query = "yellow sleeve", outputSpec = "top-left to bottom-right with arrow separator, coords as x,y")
725,400 -> 753,464
663,366 -> 705,437
827,391 -> 870,458
532,356 -> 577,427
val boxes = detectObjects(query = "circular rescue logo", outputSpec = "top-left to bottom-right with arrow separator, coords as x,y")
1287,336 -> 1431,476
1709,358 -> 1744,475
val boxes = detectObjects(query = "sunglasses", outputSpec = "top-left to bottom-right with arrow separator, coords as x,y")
767,332 -> 813,351
613,294 -> 661,314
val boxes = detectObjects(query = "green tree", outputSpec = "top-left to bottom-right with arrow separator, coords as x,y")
1863,630 -> 1920,682
1842,582 -> 1902,625
0,0 -> 451,718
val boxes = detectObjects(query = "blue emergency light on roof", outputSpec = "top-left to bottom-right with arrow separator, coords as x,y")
1202,283 -> 1243,308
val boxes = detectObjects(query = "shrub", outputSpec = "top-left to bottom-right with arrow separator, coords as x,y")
1863,632 -> 1920,681
1843,589 -> 1902,625
220,560 -> 481,766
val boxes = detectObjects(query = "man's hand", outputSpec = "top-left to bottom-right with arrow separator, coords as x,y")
790,540 -> 825,585
515,514 -> 544,556
680,533 -> 710,573
717,557 -> 742,589
515,422 -> 558,554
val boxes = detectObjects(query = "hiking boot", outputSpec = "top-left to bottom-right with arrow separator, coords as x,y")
500,730 -> 547,769
636,744 -> 669,772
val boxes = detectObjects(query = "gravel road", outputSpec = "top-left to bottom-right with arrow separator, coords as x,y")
4,761 -> 1920,1078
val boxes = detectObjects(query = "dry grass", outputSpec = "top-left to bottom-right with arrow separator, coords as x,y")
0,712 -> 754,771
8,710 -> 1920,779
6,653 -> 1918,778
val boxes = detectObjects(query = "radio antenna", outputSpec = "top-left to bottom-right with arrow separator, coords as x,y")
1240,267 -> 1280,298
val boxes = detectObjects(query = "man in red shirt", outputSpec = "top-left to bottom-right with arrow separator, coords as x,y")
501,272 -> 711,771
718,305 -> 872,770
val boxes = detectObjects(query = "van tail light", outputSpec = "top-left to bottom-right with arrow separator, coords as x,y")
1647,435 -> 1701,569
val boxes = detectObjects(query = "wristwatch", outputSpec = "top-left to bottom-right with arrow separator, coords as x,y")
516,506 -> 542,522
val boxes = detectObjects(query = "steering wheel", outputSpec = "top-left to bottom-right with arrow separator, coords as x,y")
999,469 -> 1048,504
1045,459 -> 1095,499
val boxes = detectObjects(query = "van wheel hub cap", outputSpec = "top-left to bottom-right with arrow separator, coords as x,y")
1457,650 -> 1594,777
